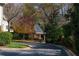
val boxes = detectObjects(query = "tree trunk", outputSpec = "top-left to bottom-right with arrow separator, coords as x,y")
8,21 -> 10,32
70,31 -> 77,53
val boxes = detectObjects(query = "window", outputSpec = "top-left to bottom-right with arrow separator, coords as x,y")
6,25 -> 8,29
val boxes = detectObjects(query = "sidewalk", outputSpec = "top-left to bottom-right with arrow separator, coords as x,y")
0,46 -> 31,51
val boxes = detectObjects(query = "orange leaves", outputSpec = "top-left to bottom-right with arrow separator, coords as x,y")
12,16 -> 35,34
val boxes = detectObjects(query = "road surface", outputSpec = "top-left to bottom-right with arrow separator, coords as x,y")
0,42 -> 75,56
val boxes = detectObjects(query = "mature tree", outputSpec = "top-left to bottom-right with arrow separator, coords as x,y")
38,4 -> 62,43
12,16 -> 34,34
63,4 -> 79,53
23,4 -> 36,17
70,4 -> 79,54
11,4 -> 36,34
3,3 -> 23,32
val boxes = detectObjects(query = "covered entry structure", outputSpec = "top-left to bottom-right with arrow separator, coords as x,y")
34,24 -> 46,43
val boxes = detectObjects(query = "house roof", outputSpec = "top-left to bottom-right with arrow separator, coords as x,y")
34,24 -> 44,34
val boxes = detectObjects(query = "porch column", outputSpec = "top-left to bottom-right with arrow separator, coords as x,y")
39,34 -> 42,40
43,34 -> 46,43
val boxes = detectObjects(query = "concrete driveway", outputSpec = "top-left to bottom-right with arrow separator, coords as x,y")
0,42 -> 75,56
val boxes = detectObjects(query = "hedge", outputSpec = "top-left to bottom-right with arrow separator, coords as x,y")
0,32 -> 13,46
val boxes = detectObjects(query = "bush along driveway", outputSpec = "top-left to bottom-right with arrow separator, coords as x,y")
0,42 -> 75,56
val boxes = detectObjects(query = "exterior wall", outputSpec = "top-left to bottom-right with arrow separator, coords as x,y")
1,20 -> 8,32
0,5 -> 8,32
0,5 -> 3,25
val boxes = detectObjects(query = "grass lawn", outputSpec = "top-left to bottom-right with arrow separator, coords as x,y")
7,42 -> 29,48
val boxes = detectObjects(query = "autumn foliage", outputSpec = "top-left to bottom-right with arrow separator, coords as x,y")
12,16 -> 35,34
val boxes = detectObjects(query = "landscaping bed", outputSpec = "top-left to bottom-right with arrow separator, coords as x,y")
7,42 -> 29,48
0,42 -> 31,51
0,32 -> 31,51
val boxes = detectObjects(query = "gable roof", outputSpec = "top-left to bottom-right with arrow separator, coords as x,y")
34,24 -> 44,34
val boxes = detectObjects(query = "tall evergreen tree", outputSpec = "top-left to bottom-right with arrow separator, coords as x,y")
71,4 -> 79,54
64,4 -> 79,54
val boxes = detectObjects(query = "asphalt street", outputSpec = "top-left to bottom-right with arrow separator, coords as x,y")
0,42 -> 74,56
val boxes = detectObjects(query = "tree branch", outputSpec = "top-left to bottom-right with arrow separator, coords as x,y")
8,5 -> 23,22
41,7 -> 50,21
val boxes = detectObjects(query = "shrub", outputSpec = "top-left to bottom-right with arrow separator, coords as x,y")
13,32 -> 29,40
0,32 -> 13,46
45,24 -> 64,43
45,23 -> 59,43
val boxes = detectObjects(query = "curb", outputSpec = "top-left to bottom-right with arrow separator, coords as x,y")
54,45 -> 76,56
0,47 -> 32,51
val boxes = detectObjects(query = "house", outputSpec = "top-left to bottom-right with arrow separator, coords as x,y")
1,3 -> 71,42
0,4 -> 8,32
11,16 -> 45,41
